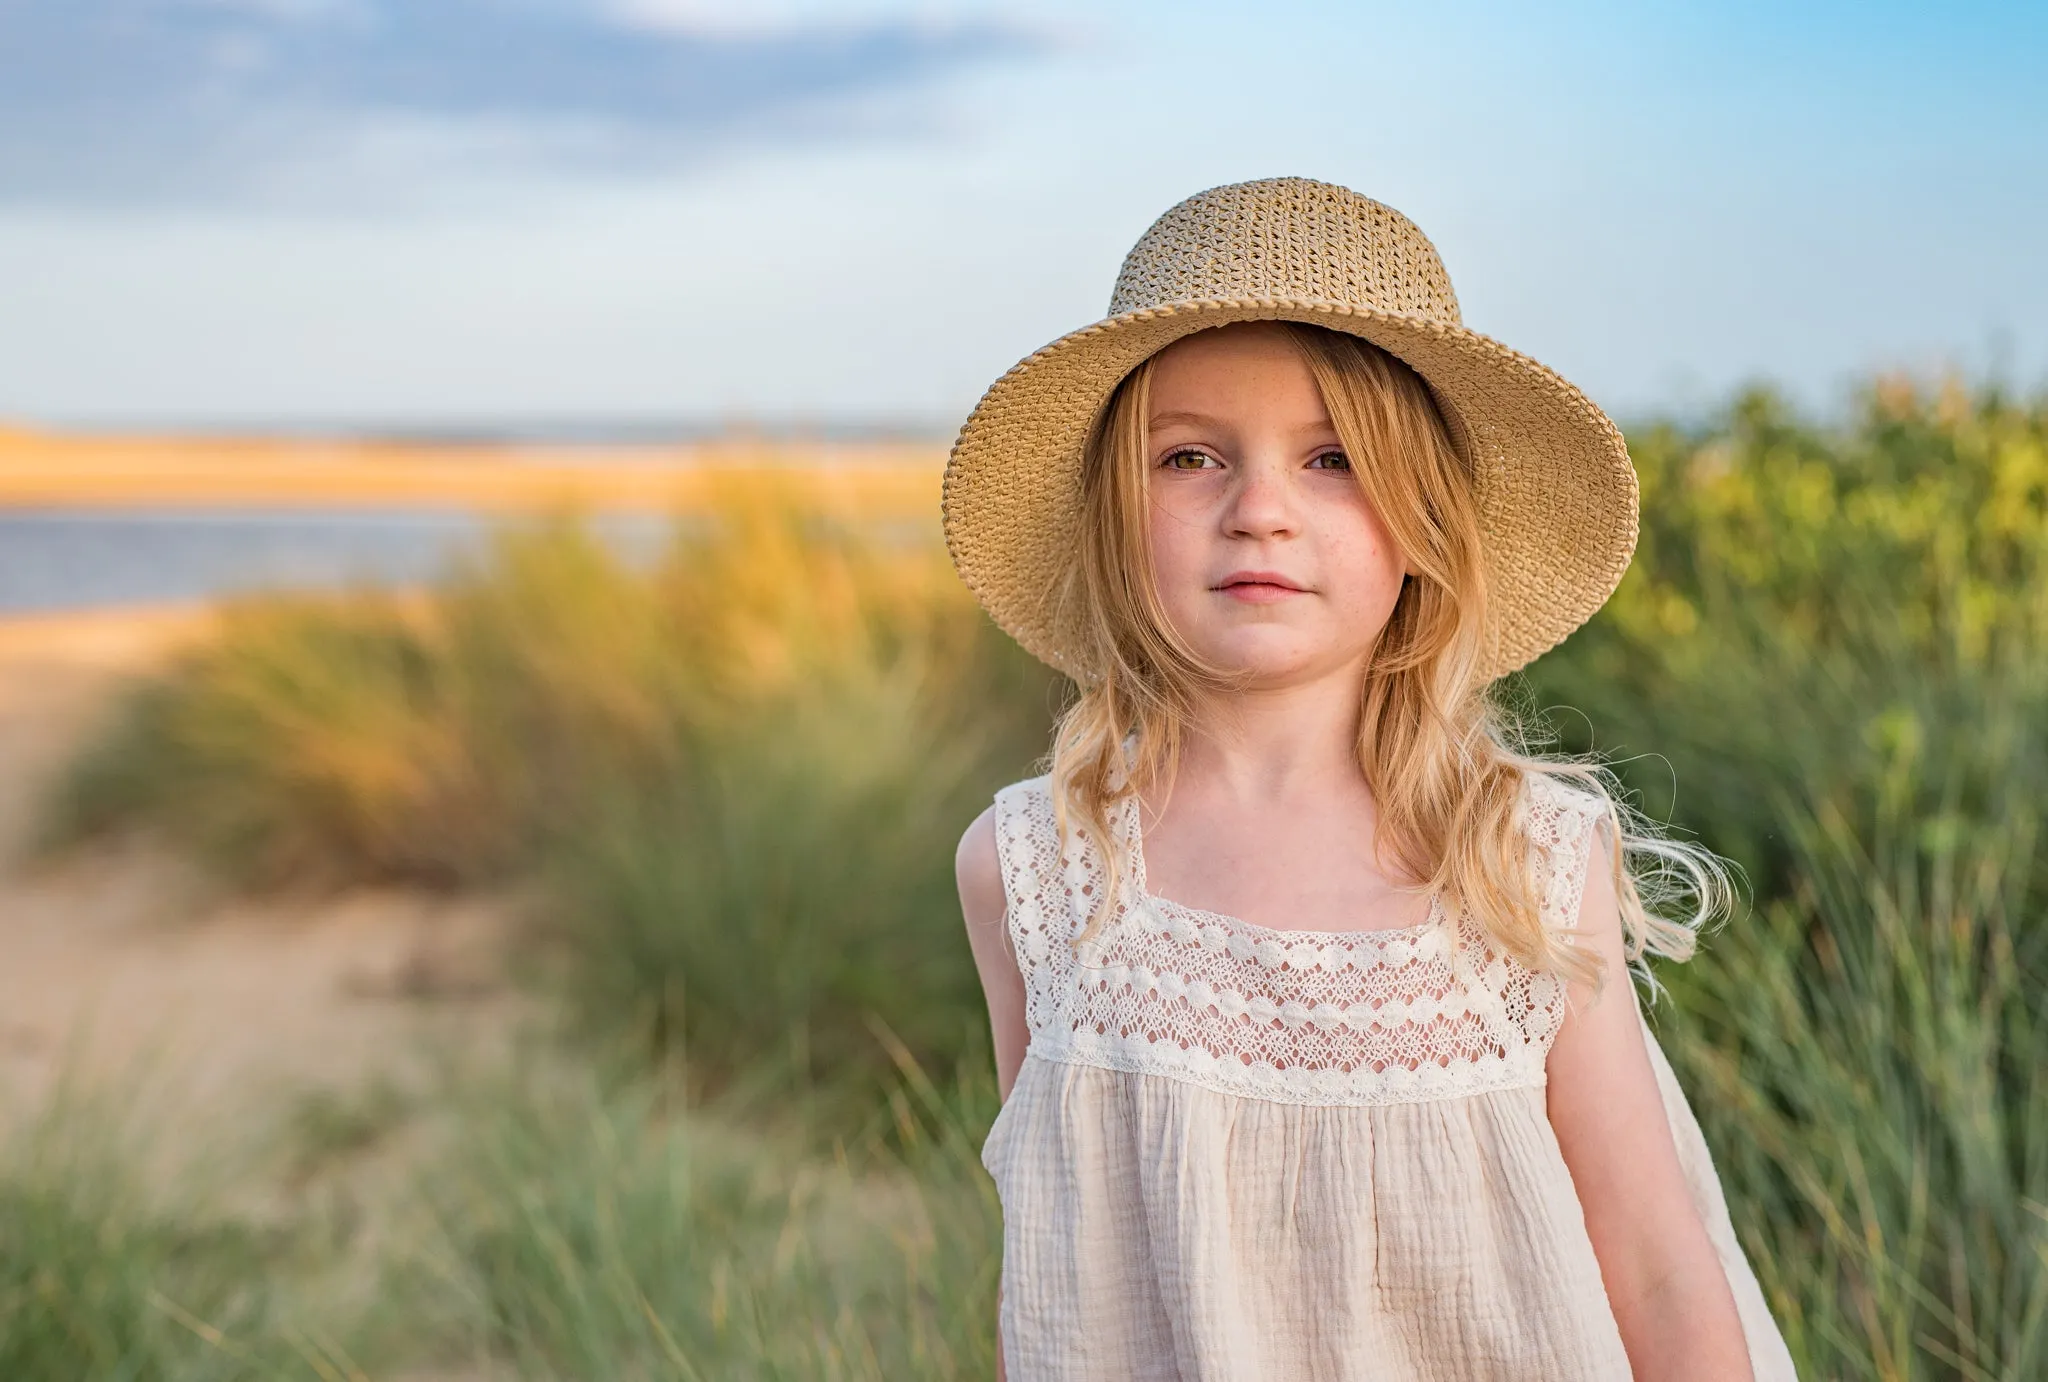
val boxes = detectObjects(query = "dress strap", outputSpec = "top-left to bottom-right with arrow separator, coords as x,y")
1522,772 -> 1608,940
991,777 -> 1085,1041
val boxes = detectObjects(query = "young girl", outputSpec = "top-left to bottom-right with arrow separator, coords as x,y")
944,178 -> 1796,1381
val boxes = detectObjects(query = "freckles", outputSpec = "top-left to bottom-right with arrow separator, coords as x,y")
1324,532 -> 1408,608
1330,527 -> 1393,571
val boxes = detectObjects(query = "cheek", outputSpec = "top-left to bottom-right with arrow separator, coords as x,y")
1145,495 -> 1205,597
1326,505 -> 1409,607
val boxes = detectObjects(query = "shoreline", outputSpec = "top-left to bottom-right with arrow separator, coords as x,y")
0,429 -> 946,511
0,599 -> 225,660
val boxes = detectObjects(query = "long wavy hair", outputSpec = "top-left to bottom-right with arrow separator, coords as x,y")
1042,322 -> 1731,993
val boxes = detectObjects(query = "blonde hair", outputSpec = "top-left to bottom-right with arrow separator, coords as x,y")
1043,322 -> 1731,993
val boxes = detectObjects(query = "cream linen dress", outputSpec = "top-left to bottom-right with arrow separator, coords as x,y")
980,771 -> 1796,1381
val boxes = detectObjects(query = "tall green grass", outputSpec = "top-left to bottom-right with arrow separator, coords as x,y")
32,374 -> 2048,1377
400,1054 -> 1002,1381
528,482 -> 1054,1096
0,1054 -> 1004,1381
1523,373 -> 2048,1378
0,1075 -> 347,1381
1662,738 -> 2047,1378
42,475 -> 1057,1094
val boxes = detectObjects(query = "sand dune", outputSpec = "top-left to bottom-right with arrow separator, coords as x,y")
0,605 -> 528,1135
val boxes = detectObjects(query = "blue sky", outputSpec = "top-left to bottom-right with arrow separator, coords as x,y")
0,0 -> 2041,431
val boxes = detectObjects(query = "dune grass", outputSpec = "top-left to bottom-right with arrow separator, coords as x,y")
1520,373 -> 2048,1378
395,1051 -> 1003,1382
0,1052 -> 1005,1381
0,1072 -> 352,1382
1663,752 -> 2048,1378
23,372 -> 2048,1377
39,474 -> 1056,1099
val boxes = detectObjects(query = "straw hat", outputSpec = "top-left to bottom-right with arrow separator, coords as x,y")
940,175 -> 1640,684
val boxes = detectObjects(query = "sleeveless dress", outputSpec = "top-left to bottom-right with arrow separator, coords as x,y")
980,771 -> 1796,1381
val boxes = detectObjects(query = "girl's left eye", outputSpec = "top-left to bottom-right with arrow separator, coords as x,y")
1308,450 -> 1351,471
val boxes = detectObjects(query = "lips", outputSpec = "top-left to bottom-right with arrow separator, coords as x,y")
1215,570 -> 1308,592
1214,570 -> 1310,603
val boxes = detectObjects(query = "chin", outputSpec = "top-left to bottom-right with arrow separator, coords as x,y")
1197,632 -> 1341,684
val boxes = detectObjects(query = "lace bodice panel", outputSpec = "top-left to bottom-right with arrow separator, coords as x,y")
992,773 -> 1605,1108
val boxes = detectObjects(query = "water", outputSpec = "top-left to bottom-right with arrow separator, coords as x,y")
0,507 -> 682,614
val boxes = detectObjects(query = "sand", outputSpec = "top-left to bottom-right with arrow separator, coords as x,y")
0,603 -> 530,1134
0,427 -> 945,512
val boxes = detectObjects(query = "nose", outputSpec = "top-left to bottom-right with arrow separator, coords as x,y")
1222,454 -> 1299,540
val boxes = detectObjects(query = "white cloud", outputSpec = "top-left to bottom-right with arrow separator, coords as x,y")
0,0 -> 1044,207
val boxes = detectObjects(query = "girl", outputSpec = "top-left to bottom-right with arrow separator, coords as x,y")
944,178 -> 1796,1380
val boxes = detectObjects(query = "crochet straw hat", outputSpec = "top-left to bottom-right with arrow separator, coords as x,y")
940,175 -> 1640,684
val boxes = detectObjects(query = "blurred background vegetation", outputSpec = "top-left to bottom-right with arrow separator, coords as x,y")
8,370 -> 2044,1379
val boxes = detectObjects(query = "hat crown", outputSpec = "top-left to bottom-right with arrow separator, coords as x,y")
1107,177 -> 1463,327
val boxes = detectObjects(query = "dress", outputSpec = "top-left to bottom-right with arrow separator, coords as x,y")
980,771 -> 1796,1381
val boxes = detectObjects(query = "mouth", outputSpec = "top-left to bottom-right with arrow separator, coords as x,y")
1213,570 -> 1311,602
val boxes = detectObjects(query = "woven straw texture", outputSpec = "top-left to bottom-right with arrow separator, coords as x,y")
941,176 -> 1641,683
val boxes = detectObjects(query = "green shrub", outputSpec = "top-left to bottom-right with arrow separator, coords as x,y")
1524,372 -> 2048,1378
535,483 -> 1053,1092
1526,374 -> 2048,894
41,475 -> 1058,1089
42,513 -> 708,890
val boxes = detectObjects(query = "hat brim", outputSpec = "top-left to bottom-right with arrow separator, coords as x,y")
941,297 -> 1639,684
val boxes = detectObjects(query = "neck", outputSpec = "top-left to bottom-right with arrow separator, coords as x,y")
1173,661 -> 1371,805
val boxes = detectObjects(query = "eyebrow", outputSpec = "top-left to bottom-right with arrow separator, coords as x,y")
1147,409 -> 1338,435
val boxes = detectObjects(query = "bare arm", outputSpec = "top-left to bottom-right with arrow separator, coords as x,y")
1546,828 -> 1753,1382
957,804 -> 1030,1098
956,804 -> 1029,1381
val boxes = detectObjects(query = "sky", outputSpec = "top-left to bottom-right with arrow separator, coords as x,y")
0,0 -> 2042,434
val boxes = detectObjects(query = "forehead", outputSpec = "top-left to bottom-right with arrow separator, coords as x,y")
1145,322 -> 1330,425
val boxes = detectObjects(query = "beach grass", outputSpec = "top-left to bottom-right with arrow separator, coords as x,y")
0,1049 -> 1006,1381
0,1071 -> 337,1381
18,370 -> 2048,1378
1519,372 -> 2048,1377
391,1054 -> 1002,1381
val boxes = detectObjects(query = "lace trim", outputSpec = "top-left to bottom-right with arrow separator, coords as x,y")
992,772 -> 1603,1108
1525,771 -> 1607,951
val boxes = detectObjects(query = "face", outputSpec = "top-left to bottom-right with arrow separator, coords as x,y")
1143,322 -> 1412,688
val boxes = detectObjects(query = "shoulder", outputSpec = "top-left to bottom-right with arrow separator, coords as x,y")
954,804 -> 1005,934
1521,770 -> 1612,855
1517,771 -> 1623,952
1521,767 -> 1607,817
992,770 -> 1052,811
955,773 -> 1048,940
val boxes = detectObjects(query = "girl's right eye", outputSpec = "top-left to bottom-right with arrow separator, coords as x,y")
1161,449 -> 1221,471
